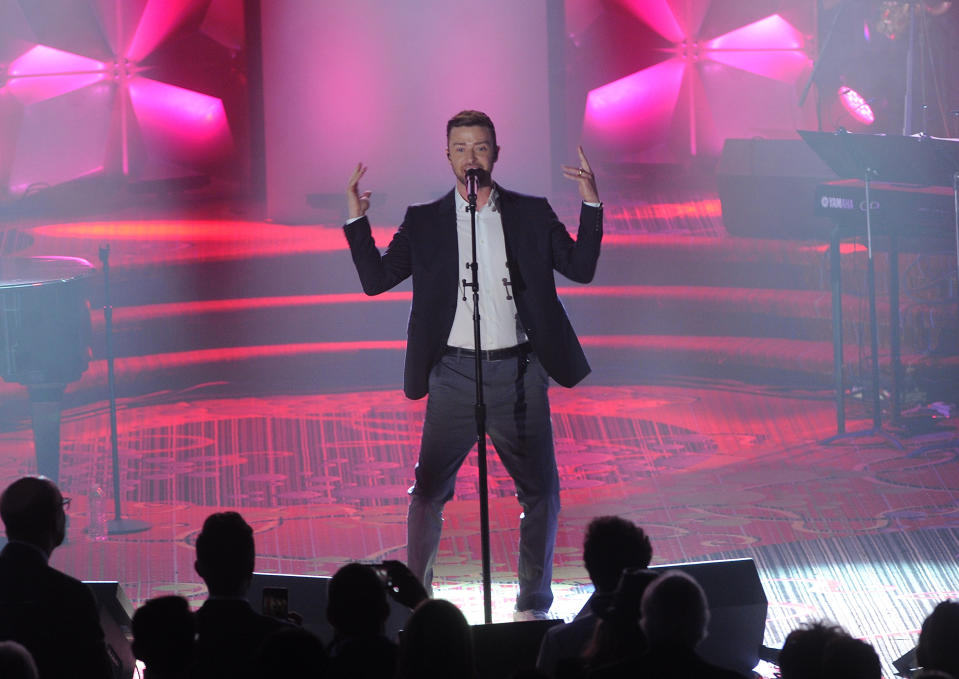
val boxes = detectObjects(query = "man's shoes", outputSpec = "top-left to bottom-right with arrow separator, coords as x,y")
513,608 -> 551,622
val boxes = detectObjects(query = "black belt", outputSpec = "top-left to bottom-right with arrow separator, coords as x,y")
444,342 -> 531,361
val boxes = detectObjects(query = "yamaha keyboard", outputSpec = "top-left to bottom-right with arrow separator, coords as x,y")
800,130 -> 959,435
815,179 -> 956,232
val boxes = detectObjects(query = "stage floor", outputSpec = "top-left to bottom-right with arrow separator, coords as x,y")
1,183 -> 957,678
1,380 -> 957,677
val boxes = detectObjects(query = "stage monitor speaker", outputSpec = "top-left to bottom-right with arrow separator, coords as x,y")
471,618 -> 561,679
84,581 -> 135,679
717,138 -> 837,241
650,558 -> 768,677
893,645 -> 918,678
249,572 -> 412,645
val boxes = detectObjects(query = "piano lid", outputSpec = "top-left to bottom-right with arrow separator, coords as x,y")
798,130 -> 959,188
0,256 -> 95,289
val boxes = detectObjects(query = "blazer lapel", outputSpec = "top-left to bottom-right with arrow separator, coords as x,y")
495,185 -> 525,291
434,189 -> 459,286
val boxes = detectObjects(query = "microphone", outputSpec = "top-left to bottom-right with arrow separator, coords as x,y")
466,168 -> 480,207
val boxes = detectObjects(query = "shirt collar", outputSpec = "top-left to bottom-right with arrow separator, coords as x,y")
455,185 -> 499,213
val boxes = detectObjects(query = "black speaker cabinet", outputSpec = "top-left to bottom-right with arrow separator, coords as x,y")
249,572 -> 412,645
650,558 -> 768,676
84,581 -> 135,679
471,618 -> 562,679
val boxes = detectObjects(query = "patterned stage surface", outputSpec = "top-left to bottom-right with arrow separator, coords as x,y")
1,380 -> 957,677
1,182 -> 957,678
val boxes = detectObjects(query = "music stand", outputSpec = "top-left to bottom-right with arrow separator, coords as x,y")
799,131 -> 959,446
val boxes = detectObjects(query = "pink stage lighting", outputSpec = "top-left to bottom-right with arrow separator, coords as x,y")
579,2 -> 815,161
5,45 -> 107,105
0,0 -> 244,196
838,86 -> 875,125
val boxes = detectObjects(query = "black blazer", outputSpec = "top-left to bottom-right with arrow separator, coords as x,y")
0,541 -> 113,679
344,185 -> 603,400
193,598 -> 292,679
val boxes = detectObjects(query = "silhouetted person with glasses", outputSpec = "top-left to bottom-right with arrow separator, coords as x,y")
0,476 -> 112,679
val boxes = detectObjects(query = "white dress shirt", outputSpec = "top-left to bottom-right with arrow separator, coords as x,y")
446,187 -> 528,350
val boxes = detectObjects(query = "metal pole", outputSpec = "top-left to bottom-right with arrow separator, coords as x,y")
465,181 -> 493,624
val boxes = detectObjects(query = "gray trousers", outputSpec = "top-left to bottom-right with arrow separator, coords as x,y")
406,349 -> 560,612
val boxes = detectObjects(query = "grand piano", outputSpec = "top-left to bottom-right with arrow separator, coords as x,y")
0,256 -> 94,482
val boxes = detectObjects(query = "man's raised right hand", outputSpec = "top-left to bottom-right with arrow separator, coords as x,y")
346,163 -> 372,219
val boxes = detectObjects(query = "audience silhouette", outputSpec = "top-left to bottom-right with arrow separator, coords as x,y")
132,595 -> 195,679
580,567 -> 659,675
917,600 -> 959,679
396,598 -> 477,679
0,476 -> 113,679
325,562 -> 399,679
912,671 -> 955,679
191,511 -> 292,679
777,621 -> 850,679
252,626 -> 328,679
3,495 -> 947,679
821,635 -> 881,679
589,569 -> 747,679
537,516 -> 653,678
0,640 -> 39,679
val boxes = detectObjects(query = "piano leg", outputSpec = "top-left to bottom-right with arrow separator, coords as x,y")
889,233 -> 901,421
27,384 -> 65,483
830,226 -> 845,434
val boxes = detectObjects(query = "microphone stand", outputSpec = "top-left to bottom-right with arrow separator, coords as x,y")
462,172 -> 493,624
99,245 -> 150,535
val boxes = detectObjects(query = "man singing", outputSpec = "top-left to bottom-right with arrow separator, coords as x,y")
343,110 -> 602,619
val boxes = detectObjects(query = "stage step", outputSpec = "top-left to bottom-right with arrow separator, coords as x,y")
88,285 -> 954,360
2,216 -> 955,412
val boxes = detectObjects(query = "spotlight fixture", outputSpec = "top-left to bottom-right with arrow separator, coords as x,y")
838,85 -> 876,125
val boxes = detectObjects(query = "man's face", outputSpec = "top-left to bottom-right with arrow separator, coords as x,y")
447,125 -> 497,187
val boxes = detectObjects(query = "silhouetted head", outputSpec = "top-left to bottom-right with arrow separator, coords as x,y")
918,600 -> 959,678
912,670 -> 956,679
326,562 -> 390,638
640,570 -> 709,650
396,599 -> 475,679
822,635 -> 881,679
132,595 -> 195,676
0,641 -> 38,679
583,516 -> 653,593
0,476 -> 67,556
778,621 -> 850,679
194,512 -> 255,597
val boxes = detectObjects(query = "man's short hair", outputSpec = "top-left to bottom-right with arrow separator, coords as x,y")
446,110 -> 498,159
822,635 -> 881,679
582,516 -> 653,593
326,563 -> 390,637
640,570 -> 709,649
0,641 -> 39,679
132,595 -> 195,673
195,511 -> 255,594
778,621 -> 849,679
0,477 -> 62,543
918,600 -> 959,678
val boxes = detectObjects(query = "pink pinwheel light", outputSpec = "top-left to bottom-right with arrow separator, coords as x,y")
581,1 -> 817,162
0,0 -> 244,198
